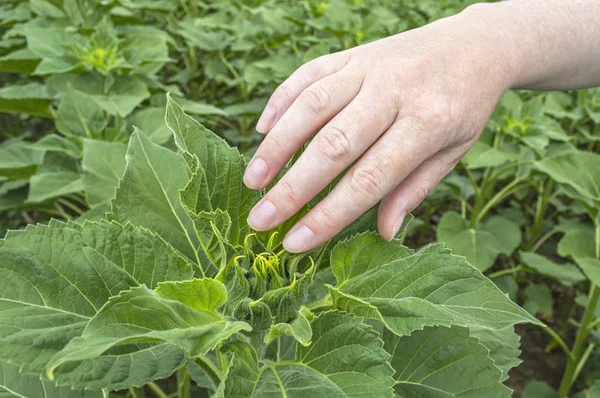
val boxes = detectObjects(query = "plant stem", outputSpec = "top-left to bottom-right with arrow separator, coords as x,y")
542,326 -> 574,362
573,343 -> 596,384
474,178 -> 525,225
148,382 -> 168,398
57,198 -> 85,216
531,230 -> 558,253
487,265 -> 523,279
525,179 -> 555,249
195,356 -> 222,387
177,368 -> 191,398
558,284 -> 600,397
307,295 -> 333,312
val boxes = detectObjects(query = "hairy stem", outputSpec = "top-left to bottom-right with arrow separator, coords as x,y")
195,356 -> 223,387
177,367 -> 191,398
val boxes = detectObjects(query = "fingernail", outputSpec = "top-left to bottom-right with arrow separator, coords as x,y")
283,225 -> 314,253
256,105 -> 276,133
247,200 -> 277,231
391,212 -> 406,240
244,157 -> 268,189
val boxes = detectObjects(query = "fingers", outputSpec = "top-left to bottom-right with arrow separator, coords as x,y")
377,147 -> 464,241
281,116 -> 442,253
255,52 -> 352,133
244,67 -> 364,190
246,88 -> 396,232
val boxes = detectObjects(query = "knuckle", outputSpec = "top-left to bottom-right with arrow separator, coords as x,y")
317,126 -> 352,163
300,59 -> 322,78
310,206 -> 338,232
349,163 -> 386,199
264,133 -> 286,154
277,180 -> 298,204
301,84 -> 331,116
413,185 -> 432,206
273,83 -> 295,103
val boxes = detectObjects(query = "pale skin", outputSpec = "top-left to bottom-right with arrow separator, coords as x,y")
243,0 -> 600,253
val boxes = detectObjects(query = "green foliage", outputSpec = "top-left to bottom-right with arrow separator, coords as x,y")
0,102 -> 535,396
1,0 -> 600,395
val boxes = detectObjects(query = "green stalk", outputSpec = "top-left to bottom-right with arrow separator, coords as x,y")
525,179 -> 555,249
558,284 -> 600,397
487,265 -> 523,279
194,356 -> 222,387
177,368 -> 191,398
148,382 -> 168,398
475,178 -> 526,226
558,219 -> 600,397
542,326 -> 574,362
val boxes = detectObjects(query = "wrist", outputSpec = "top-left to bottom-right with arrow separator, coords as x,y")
453,2 -> 525,92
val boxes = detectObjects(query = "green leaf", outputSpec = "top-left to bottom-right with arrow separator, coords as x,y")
110,130 -> 201,267
193,209 -> 237,270
437,212 -> 504,272
219,311 -> 395,398
265,308 -> 312,346
520,251 -> 586,286
524,283 -> 554,317
0,360 -> 102,398
470,326 -> 522,382
331,241 -> 539,337
535,150 -> 600,204
0,49 -> 40,74
48,74 -> 150,118
0,220 -> 192,374
386,326 -> 511,397
523,381 -> 559,398
574,258 -> 600,288
131,107 -> 171,144
482,216 -> 521,256
331,231 -> 413,285
48,280 -> 250,390
56,90 -> 108,139
558,229 -> 595,260
0,83 -> 54,119
82,139 -> 127,208
27,171 -> 83,203
32,134 -> 82,159
0,140 -> 44,179
165,95 -> 259,246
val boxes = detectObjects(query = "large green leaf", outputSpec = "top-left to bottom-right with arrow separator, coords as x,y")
165,95 -> 259,245
48,74 -> 150,118
55,90 -> 108,139
0,49 -> 40,74
0,220 -> 192,374
470,326 -> 522,382
0,140 -> 44,179
535,150 -> 600,204
437,212 -> 520,272
385,326 -> 511,397
0,361 -> 102,398
110,130 -> 201,267
520,251 -> 586,286
331,232 -> 413,285
0,83 -> 54,119
82,139 -> 127,208
330,238 -> 539,337
27,171 -> 83,203
48,280 -> 250,390
219,311 -> 395,398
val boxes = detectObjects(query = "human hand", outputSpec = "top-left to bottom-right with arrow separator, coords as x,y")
243,6 -> 516,253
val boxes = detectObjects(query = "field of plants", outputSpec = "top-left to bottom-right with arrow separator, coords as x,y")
0,0 -> 599,397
